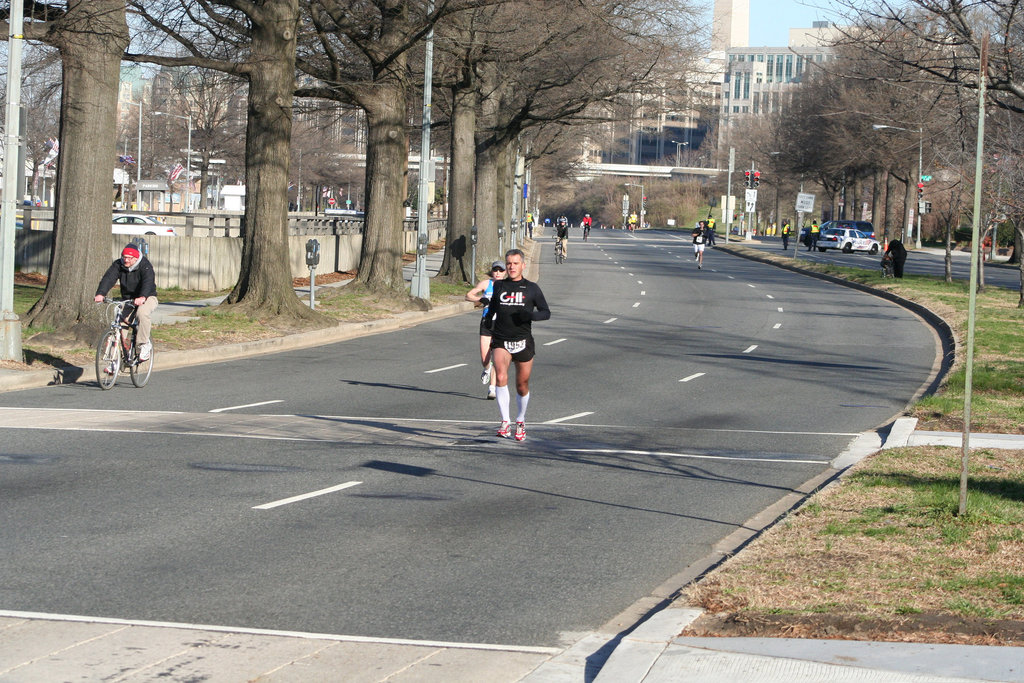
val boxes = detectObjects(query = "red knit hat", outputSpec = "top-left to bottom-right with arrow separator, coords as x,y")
121,244 -> 141,259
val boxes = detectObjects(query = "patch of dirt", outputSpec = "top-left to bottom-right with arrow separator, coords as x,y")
682,611 -> 1024,646
14,272 -> 47,286
292,269 -> 357,287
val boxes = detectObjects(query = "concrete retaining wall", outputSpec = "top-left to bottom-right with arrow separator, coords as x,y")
16,218 -> 444,291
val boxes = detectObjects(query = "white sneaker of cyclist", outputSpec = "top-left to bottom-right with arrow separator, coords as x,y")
139,342 -> 152,361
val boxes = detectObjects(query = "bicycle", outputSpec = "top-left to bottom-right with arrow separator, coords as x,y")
95,298 -> 155,389
554,236 -> 565,264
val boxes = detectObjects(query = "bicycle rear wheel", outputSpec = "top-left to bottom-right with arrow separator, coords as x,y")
95,331 -> 121,390
130,343 -> 154,387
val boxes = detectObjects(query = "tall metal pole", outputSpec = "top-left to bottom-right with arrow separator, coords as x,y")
916,128 -> 923,249
1,0 -> 25,360
724,147 -> 734,244
960,33 -> 989,516
411,0 -> 434,300
186,114 -> 192,212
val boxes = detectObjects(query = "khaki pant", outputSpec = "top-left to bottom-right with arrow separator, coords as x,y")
135,296 -> 158,345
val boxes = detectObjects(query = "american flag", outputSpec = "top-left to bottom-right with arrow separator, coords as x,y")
168,163 -> 185,182
119,154 -> 136,165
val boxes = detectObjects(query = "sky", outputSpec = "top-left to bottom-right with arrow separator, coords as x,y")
746,0 -> 838,46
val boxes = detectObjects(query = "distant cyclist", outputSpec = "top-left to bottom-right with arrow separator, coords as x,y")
94,243 -> 158,361
581,214 -> 592,241
555,216 -> 569,260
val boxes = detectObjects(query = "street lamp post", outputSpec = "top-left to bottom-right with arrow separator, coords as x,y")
154,110 -> 192,211
872,124 -> 924,248
125,100 -> 143,209
670,140 -> 688,167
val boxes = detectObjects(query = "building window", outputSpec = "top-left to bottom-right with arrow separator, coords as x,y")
776,58 -> 783,79
785,55 -> 793,80
757,54 -> 765,62
753,97 -> 759,114
733,105 -> 740,113
734,74 -> 741,99
743,72 -> 750,99
796,56 -> 804,73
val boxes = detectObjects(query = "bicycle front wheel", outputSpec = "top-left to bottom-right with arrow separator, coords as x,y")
130,343 -> 154,388
95,330 -> 121,390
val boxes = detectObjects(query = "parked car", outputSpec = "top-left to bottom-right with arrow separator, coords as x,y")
112,214 -> 177,236
816,228 -> 881,254
819,219 -> 875,238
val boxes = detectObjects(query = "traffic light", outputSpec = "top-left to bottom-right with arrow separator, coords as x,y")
753,171 -> 761,188
917,182 -> 924,198
744,170 -> 751,188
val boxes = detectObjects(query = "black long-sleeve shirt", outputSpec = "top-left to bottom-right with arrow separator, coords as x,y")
489,278 -> 550,341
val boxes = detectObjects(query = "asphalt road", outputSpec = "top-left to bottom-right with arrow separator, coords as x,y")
737,234 -> 1022,290
0,229 -> 939,649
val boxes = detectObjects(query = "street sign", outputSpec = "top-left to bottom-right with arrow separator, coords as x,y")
327,197 -> 336,206
795,192 -> 816,213
622,193 -> 629,217
921,175 -> 933,182
745,188 -> 758,213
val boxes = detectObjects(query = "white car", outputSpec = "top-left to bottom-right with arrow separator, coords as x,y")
112,214 -> 177,236
816,228 -> 880,254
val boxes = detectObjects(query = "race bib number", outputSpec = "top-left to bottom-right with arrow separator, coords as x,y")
504,339 -> 527,354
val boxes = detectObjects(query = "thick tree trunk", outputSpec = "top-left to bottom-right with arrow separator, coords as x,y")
439,84 -> 477,283
226,2 -> 316,321
883,170 -> 894,244
473,63 -> 501,263
357,80 -> 408,293
25,1 -> 128,341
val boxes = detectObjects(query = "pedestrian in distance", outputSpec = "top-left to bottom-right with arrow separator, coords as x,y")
704,215 -> 717,247
466,261 -> 507,399
884,238 -> 908,278
94,243 -> 158,363
692,221 -> 706,269
781,220 -> 791,250
488,249 -> 551,441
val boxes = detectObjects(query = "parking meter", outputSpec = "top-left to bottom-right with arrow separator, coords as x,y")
417,231 -> 428,257
471,225 -> 478,278
130,237 -> 149,257
305,238 -> 321,267
305,239 -> 320,310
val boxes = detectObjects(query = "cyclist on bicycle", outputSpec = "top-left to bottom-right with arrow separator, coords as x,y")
94,244 -> 158,361
555,216 -> 569,260
581,214 -> 592,241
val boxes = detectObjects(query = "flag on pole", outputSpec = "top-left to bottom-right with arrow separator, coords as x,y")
168,163 -> 185,182
118,154 -> 136,165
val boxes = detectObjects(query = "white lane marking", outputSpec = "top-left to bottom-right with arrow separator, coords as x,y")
747,284 -> 756,288
543,411 -> 595,424
544,338 -> 567,346
603,317 -> 618,324
425,363 -> 467,374
773,323 -> 782,329
640,291 -> 646,296
679,373 -> 706,382
209,400 -> 283,413
0,610 -> 562,655
727,275 -> 734,279
778,307 -> 784,313
628,272 -> 634,276
766,294 -> 775,299
637,280 -> 643,284
632,302 -> 641,308
564,448 -> 829,465
620,266 -> 625,269
254,481 -> 362,510
743,345 -> 758,353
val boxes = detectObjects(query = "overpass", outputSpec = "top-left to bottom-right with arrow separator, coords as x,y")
574,162 -> 723,180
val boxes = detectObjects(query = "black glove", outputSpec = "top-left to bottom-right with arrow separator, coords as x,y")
479,297 -> 490,307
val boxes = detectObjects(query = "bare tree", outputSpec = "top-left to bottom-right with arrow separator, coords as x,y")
128,0 -> 322,322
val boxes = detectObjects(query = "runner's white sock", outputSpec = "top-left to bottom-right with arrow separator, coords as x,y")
496,385 -> 510,422
516,392 -> 530,422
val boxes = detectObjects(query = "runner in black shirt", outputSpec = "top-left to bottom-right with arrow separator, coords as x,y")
485,249 -> 550,441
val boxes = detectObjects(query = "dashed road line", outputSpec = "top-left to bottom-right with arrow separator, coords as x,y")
210,400 -> 284,413
544,338 -> 567,346
425,363 -> 467,374
773,323 -> 782,329
743,345 -> 758,353
603,317 -> 618,324
254,481 -> 362,510
679,373 -> 705,382
543,412 -> 595,424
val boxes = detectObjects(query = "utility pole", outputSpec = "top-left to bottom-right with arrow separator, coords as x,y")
411,0 -> 434,300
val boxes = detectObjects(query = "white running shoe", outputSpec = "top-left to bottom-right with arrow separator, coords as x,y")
497,421 -> 511,437
139,342 -> 152,361
514,422 -> 526,442
481,365 -> 491,385
487,387 -> 496,400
